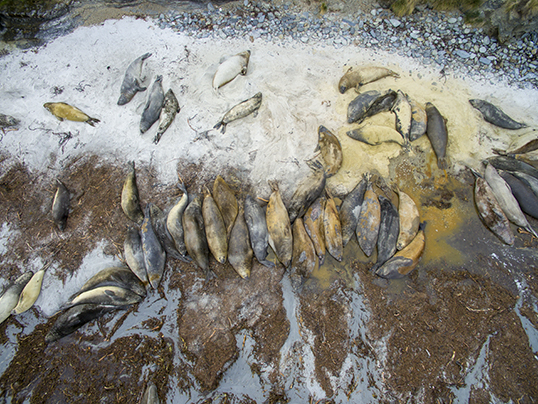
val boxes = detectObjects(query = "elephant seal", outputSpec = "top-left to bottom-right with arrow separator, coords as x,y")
117,52 -> 152,105
473,169 -> 514,245
469,99 -> 527,130
373,195 -> 400,271
425,102 -> 448,170
304,196 -> 326,265
141,381 -> 160,404
46,303 -> 121,343
71,266 -> 146,300
12,267 -> 47,315
213,50 -> 251,90
340,176 -> 368,247
121,161 -> 144,224
347,125 -> 405,146
338,66 -> 399,94
52,179 -> 70,231
288,160 -> 326,223
149,203 -> 188,262
409,98 -> 427,141
183,193 -> 214,280
62,285 -> 143,310
124,227 -> 149,287
484,163 -> 538,238
347,90 -> 384,124
141,204 -> 166,289
140,75 -> 165,134
290,217 -> 317,290
0,114 -> 20,132
356,181 -> 381,257
499,170 -> 538,220
391,90 -> 412,143
493,135 -> 538,157
317,125 -> 342,177
212,175 -> 239,239
487,155 -> 538,180
395,189 -> 420,251
43,103 -> 99,126
154,89 -> 180,144
228,206 -> 254,279
214,92 -> 262,134
323,190 -> 343,262
0,272 -> 33,324
266,181 -> 293,268
375,222 -> 425,279
166,182 -> 190,259
202,185 -> 228,264
244,195 -> 274,268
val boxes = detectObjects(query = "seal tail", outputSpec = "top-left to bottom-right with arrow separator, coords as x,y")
259,259 -> 276,268
213,121 -> 226,133
437,157 -> 448,171
86,117 -> 100,127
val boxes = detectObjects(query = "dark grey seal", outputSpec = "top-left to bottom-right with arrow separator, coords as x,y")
469,99 -> 527,130
244,195 -> 274,268
140,75 -> 165,134
499,170 -> 538,219
340,175 -> 368,247
52,179 -> 70,231
425,102 -> 448,170
141,204 -> 166,289
373,195 -> 399,271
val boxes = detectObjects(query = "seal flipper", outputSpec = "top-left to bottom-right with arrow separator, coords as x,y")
86,117 -> 100,127
214,121 -> 226,134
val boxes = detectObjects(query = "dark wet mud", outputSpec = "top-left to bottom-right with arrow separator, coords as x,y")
0,152 -> 538,403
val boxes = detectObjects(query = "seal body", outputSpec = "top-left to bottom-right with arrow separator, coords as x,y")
499,171 -> 538,220
488,155 -> 538,180
121,161 -> 144,224
71,266 -> 146,299
63,285 -> 143,310
140,204 -> 166,289
356,183 -> 381,257
340,176 -> 368,247
474,172 -> 515,245
375,223 -> 425,279
46,303 -> 120,343
469,99 -> 527,130
154,89 -> 180,144
214,92 -> 262,133
0,114 -> 20,131
202,186 -> 228,264
141,381 -> 160,404
166,182 -> 189,258
228,207 -> 253,279
140,75 -> 165,134
117,52 -> 152,105
323,191 -> 343,261
212,176 -> 239,239
484,164 -> 537,237
183,194 -> 213,279
304,196 -> 326,265
244,195 -> 274,268
317,125 -> 342,177
338,66 -> 399,93
374,195 -> 400,270
12,268 -> 46,315
288,161 -> 326,223
347,125 -> 405,146
347,90 -> 383,124
52,179 -> 70,231
149,203 -> 187,262
425,102 -> 448,170
391,90 -> 412,143
124,227 -> 149,287
266,181 -> 293,268
0,272 -> 33,324
409,98 -> 427,141
213,50 -> 251,90
396,190 -> 420,250
44,102 -> 100,126
290,218 -> 317,290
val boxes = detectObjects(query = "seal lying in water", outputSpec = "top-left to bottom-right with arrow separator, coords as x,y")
140,75 -> 165,134
469,99 -> 527,130
214,92 -> 262,134
213,50 -> 251,90
44,102 -> 100,126
338,66 -> 399,94
12,267 -> 47,315
141,204 -> 166,289
118,52 -> 152,106
290,217 -> 317,290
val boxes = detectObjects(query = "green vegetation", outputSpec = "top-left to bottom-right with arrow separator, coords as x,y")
389,0 -> 538,17
0,0 -> 66,15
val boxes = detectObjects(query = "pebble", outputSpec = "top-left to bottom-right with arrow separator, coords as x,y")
153,1 -> 538,89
